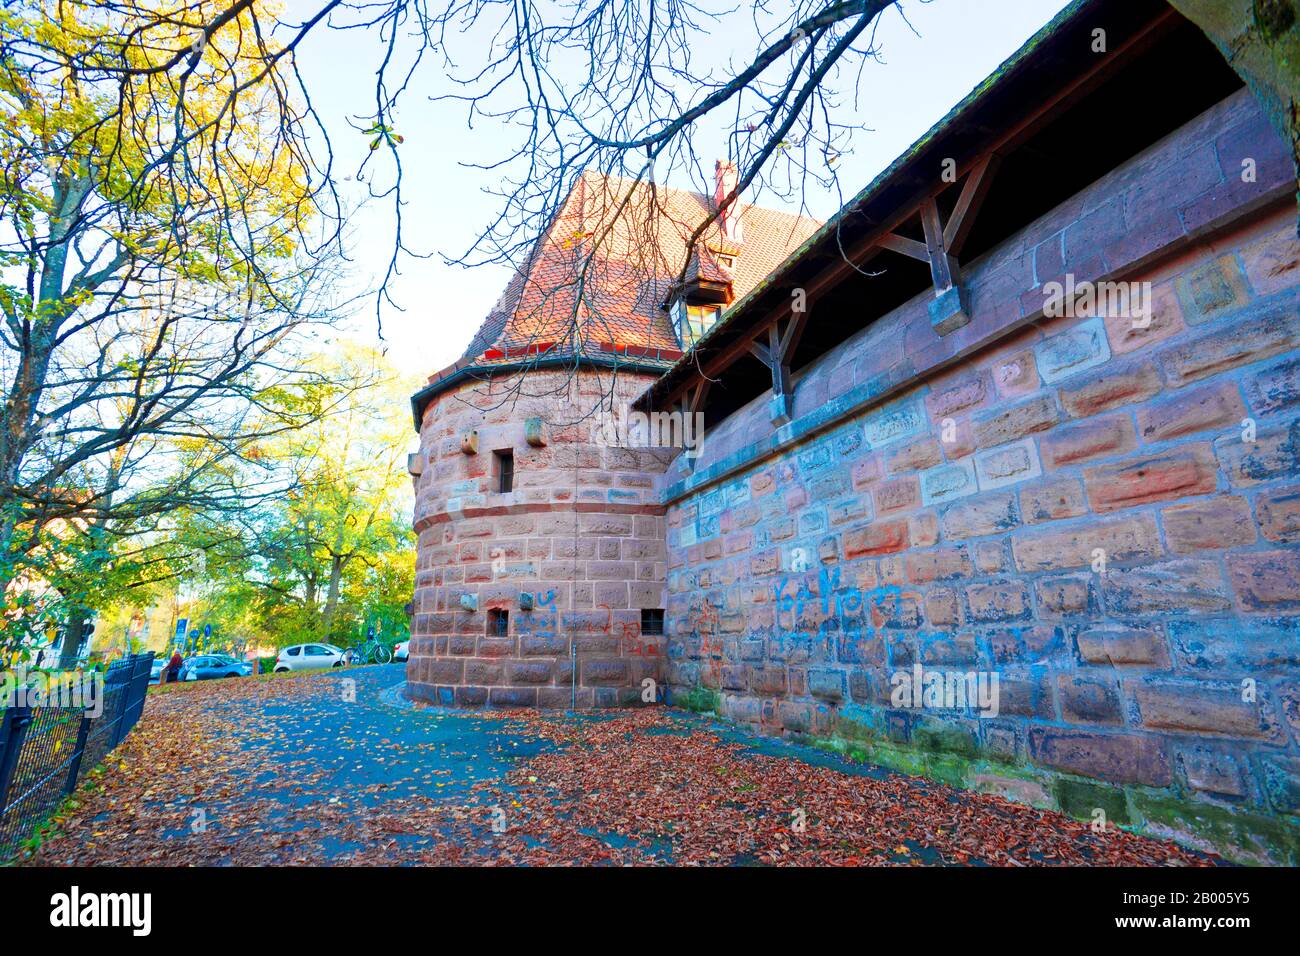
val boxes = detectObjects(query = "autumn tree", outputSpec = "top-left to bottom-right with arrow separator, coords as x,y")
0,2 -> 356,659
175,348 -> 415,649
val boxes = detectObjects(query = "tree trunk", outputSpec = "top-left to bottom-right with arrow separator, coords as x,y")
322,553 -> 344,638
58,607 -> 91,670
1170,0 -> 1300,231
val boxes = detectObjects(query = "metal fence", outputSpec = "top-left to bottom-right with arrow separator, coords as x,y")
0,652 -> 155,859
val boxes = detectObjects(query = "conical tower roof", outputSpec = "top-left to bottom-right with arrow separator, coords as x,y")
412,170 -> 820,423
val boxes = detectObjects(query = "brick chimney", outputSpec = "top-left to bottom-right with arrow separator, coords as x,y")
713,160 -> 743,243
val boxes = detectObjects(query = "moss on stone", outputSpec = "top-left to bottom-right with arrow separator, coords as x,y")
913,723 -> 979,759
1054,778 -> 1131,825
674,686 -> 721,715
1132,792 -> 1300,866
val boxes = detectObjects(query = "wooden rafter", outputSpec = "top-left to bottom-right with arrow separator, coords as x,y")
944,152 -> 1000,255
876,231 -> 930,262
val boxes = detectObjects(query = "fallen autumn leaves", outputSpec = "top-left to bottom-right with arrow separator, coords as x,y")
21,670 -> 1216,867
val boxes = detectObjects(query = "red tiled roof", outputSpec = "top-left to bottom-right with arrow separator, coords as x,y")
434,171 -> 821,384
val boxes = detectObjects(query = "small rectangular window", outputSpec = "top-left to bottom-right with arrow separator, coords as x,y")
494,449 -> 514,493
488,608 -> 510,637
640,608 -> 665,635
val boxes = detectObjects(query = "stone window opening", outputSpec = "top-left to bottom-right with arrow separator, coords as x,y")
493,448 -> 514,493
488,608 -> 509,637
640,608 -> 665,635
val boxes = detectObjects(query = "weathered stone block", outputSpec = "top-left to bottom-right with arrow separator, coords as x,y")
1137,379 -> 1247,444
1035,574 -> 1094,617
1029,727 -> 1171,786
465,659 -> 504,685
1174,254 -> 1249,324
506,661 -> 553,684
1228,550 -> 1300,610
974,438 -> 1042,490
1040,415 -> 1137,470
1132,680 -> 1269,738
925,373 -> 989,421
843,519 -> 910,558
1018,476 -> 1088,524
919,457 -> 979,506
874,476 -> 921,515
1056,674 -> 1122,725
1103,559 -> 1232,615
886,437 -> 944,474
1054,778 -> 1130,824
1239,228 -> 1300,297
1058,358 -> 1162,418
1256,485 -> 1300,543
808,668 -> 846,701
1259,756 -> 1300,814
1160,495 -> 1256,552
489,686 -> 538,707
863,398 -> 926,449
1168,617 -> 1300,671
923,588 -> 962,627
940,489 -> 1019,539
965,580 -> 1032,622
1243,354 -> 1300,416
1012,513 -> 1162,571
1076,625 -> 1170,667
1035,316 -> 1111,384
973,394 -> 1059,449
973,539 -> 1006,573
1179,747 -> 1247,797
991,675 -> 1054,720
1083,444 -> 1218,513
583,659 -> 631,686
1157,304 -> 1300,386
1214,420 -> 1300,487
455,685 -> 489,707
906,546 -> 973,584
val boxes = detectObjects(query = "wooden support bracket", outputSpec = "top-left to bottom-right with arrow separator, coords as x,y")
678,379 -> 711,470
745,306 -> 811,426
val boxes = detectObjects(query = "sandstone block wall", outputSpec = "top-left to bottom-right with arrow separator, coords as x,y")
661,89 -> 1300,861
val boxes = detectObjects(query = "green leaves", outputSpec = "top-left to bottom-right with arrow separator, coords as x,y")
362,123 -> 405,151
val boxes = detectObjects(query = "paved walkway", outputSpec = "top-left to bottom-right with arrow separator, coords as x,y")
26,666 -> 1216,866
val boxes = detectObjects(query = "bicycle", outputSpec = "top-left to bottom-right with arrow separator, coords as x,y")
346,635 -> 393,665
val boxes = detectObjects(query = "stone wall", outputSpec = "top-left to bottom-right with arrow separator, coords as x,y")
407,367 -> 671,708
661,89 -> 1300,862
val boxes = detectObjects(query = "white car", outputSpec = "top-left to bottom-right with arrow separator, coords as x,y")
393,640 -> 409,662
274,643 -> 347,672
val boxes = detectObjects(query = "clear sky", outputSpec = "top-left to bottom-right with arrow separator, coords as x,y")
286,0 -> 1074,381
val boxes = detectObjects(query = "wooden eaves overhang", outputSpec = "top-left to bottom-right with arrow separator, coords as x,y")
633,0 -> 1180,427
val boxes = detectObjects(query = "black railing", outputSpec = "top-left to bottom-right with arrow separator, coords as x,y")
0,652 -> 154,859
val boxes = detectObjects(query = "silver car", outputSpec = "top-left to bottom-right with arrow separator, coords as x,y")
274,643 -> 347,672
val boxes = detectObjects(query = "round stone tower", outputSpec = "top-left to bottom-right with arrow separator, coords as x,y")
406,364 -> 674,708
405,168 -> 819,708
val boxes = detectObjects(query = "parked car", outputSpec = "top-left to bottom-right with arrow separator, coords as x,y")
150,658 -> 166,684
180,654 -> 255,681
274,643 -> 347,672
393,640 -> 409,662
